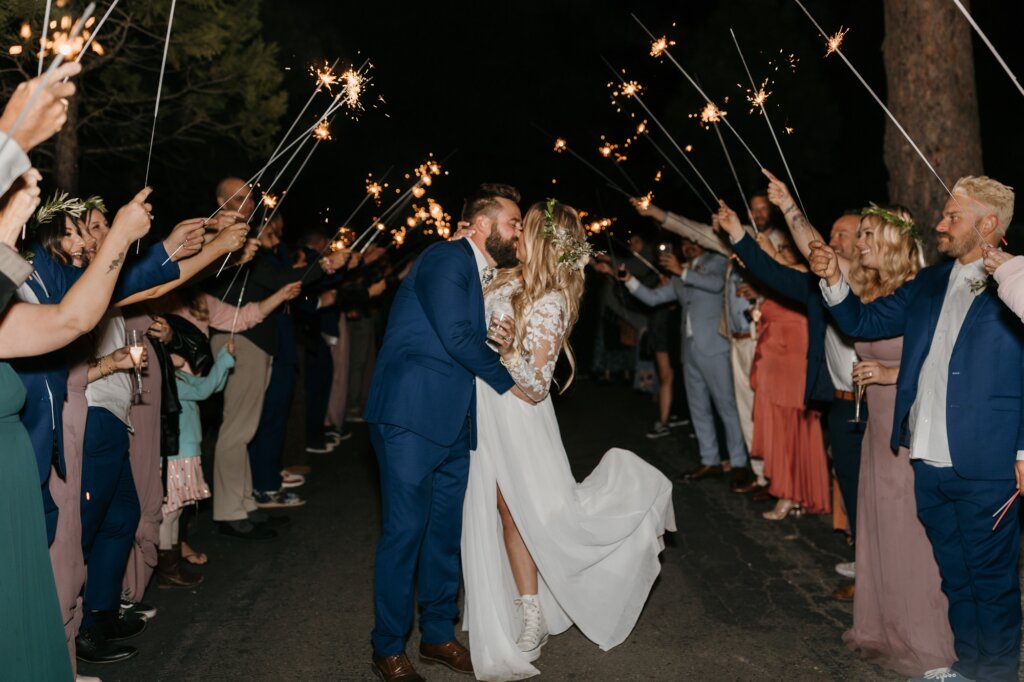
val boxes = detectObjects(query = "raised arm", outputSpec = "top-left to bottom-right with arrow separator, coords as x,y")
763,169 -> 852,281
176,345 -> 236,401
0,188 -> 153,358
631,198 -> 736,256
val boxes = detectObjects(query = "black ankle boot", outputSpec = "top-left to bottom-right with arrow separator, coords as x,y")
75,627 -> 137,664
91,608 -> 147,641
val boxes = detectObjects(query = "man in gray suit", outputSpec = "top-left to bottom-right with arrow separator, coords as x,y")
616,239 -> 748,481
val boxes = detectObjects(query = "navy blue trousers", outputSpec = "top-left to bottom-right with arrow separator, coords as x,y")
303,338 -> 333,449
80,406 -> 137,627
914,461 -> 1021,681
827,398 -> 865,539
248,358 -> 297,493
369,421 -> 470,656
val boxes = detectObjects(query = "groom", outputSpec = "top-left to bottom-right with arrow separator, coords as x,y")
363,183 -> 522,681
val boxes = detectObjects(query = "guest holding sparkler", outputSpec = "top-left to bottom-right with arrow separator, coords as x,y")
985,247 -> 1024,322
718,204 -> 830,519
811,176 -> 1022,682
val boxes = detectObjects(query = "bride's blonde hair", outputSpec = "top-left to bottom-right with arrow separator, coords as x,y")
487,199 -> 587,392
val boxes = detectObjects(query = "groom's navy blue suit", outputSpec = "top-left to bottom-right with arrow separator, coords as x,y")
364,238 -> 514,656
827,260 -> 1023,681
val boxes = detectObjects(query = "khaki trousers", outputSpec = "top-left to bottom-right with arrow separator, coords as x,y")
730,336 -> 756,451
211,334 -> 272,522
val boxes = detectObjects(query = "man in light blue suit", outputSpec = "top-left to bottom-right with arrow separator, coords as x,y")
619,239 -> 748,480
363,183 -> 520,681
812,176 -> 1023,682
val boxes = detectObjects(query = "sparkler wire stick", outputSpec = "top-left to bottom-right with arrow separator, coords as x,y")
792,0 -> 989,244
75,0 -> 119,65
712,121 -> 758,231
257,136 -> 325,238
640,133 -> 714,213
992,490 -> 1020,531
0,3 -> 95,159
609,156 -> 641,195
730,28 -> 807,219
604,60 -> 720,204
952,0 -> 1024,99
39,0 -> 53,77
359,185 -> 421,253
228,269 -> 250,342
534,125 -> 631,198
143,0 -> 176,189
609,235 -> 660,275
632,15 -> 764,169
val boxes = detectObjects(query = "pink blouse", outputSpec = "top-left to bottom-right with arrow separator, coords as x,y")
994,255 -> 1024,322
162,293 -> 265,338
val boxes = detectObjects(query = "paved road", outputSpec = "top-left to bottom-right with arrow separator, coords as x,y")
82,377 -> 907,682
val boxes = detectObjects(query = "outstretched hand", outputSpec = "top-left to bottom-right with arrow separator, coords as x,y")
808,240 -> 840,285
715,200 -> 744,241
110,187 -> 154,243
984,248 -> 1013,275
762,169 -> 794,211
0,168 -> 41,248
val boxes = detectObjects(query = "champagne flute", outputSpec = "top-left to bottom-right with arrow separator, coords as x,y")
128,329 -> 144,399
486,300 -> 513,353
848,360 -> 865,424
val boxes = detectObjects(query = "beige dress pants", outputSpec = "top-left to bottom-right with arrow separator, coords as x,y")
730,336 -> 756,452
211,334 -> 272,522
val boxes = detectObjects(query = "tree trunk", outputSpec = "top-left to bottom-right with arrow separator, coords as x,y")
53,95 -> 79,194
882,0 -> 983,263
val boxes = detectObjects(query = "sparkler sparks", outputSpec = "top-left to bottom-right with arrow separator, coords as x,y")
554,138 -> 567,153
637,192 -> 654,211
313,120 -> 332,140
650,36 -> 675,58
825,26 -> 849,57
342,67 -> 363,110
311,61 -> 338,91
693,101 -> 726,127
366,177 -> 385,204
746,79 -> 772,112
262,192 -> 278,209
8,10 -> 104,61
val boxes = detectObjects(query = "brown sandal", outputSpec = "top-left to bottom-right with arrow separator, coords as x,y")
180,542 -> 208,565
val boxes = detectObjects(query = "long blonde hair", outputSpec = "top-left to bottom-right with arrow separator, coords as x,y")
487,200 -> 586,392
848,205 -> 921,303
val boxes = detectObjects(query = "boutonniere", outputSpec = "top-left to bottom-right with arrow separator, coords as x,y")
966,276 -> 993,296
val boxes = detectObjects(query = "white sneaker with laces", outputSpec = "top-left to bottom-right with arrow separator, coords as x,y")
835,561 -> 856,579
515,594 -> 548,662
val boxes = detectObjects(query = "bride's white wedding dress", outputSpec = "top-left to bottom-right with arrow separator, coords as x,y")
461,282 -> 676,681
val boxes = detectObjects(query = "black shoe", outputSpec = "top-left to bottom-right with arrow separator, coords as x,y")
218,520 -> 278,541
120,598 -> 157,620
92,609 -> 147,641
248,509 -> 291,527
75,628 -> 137,664
645,421 -> 671,440
667,414 -> 691,427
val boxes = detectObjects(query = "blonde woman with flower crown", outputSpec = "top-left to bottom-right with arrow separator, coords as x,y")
459,199 -> 675,681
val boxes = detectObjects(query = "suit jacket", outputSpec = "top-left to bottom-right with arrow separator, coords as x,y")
363,239 -> 514,449
13,242 -> 179,483
733,234 -> 834,404
827,260 -> 1024,480
628,251 -> 730,357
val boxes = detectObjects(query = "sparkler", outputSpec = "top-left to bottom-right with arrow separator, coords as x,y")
75,0 -> 117,64
633,15 -> 764,169
650,35 -> 675,58
39,0 -> 52,76
825,26 -> 849,57
311,61 -> 339,91
143,0 -> 176,189
542,126 -> 630,198
598,135 -> 641,194
792,0 -> 989,243
604,60 -> 720,205
228,269 -> 250,343
952,0 -> 1024,99
0,3 -> 95,159
731,28 -> 807,219
709,114 -> 758,231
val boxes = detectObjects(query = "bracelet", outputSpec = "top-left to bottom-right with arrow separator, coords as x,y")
499,355 -> 518,369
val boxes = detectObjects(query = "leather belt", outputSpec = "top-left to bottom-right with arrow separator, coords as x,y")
834,390 -> 855,401
731,332 -> 752,340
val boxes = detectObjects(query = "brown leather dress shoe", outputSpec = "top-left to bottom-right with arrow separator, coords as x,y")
372,653 -> 425,682
679,464 -> 724,482
751,487 -> 775,502
732,480 -> 764,494
831,582 -> 855,601
419,639 -> 473,675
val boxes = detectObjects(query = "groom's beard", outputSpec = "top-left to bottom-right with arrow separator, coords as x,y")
485,229 -> 519,269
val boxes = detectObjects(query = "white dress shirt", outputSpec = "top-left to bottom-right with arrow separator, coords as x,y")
85,310 -> 134,429
820,258 -> 1021,465
824,324 -> 858,393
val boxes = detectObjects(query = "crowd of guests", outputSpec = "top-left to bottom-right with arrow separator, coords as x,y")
0,64 -> 407,680
589,169 -> 1023,680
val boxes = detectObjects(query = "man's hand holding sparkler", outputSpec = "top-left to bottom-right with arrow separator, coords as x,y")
808,240 -> 840,286
984,247 -> 1014,275
763,169 -> 797,214
0,62 -> 82,152
715,201 -> 745,242
163,218 -> 207,262
208,221 -> 249,258
0,169 -> 41,248
630,196 -> 667,224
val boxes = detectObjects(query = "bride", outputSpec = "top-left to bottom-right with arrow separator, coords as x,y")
460,198 -> 676,681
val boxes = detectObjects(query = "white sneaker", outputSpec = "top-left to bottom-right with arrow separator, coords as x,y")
908,667 -> 974,681
515,594 -> 549,662
835,561 -> 856,579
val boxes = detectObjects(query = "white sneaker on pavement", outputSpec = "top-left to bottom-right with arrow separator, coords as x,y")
835,561 -> 856,579
515,594 -> 548,662
908,667 -> 974,681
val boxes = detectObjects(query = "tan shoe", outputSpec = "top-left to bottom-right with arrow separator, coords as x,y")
371,653 -> 424,682
419,639 -> 473,675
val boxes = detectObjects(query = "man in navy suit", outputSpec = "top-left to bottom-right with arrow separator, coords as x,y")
363,183 -> 519,681
811,176 -> 1022,682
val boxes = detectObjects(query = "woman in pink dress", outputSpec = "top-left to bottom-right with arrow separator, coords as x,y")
840,205 -> 955,676
748,231 -> 831,519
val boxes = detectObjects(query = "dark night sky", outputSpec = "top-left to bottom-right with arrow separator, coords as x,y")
133,0 -> 1024,248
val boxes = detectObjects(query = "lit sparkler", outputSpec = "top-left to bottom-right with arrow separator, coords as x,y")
746,78 -> 771,113
537,127 -> 630,198
342,67 -> 363,110
650,36 -> 675,58
637,192 -> 654,211
262,192 -> 278,209
313,120 -> 332,140
311,61 -> 339,91
554,138 -> 567,152
825,26 -> 849,57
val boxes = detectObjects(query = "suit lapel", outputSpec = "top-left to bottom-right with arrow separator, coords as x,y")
951,289 -> 993,360
923,262 -> 954,346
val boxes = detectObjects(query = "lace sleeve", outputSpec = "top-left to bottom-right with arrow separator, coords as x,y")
503,293 -> 567,402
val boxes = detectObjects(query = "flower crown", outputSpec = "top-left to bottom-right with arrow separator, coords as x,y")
861,202 -> 920,242
32,192 -> 106,230
541,198 -> 597,271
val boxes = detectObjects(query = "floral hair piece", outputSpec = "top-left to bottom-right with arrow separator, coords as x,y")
34,191 -> 88,227
541,198 -> 598,271
861,202 -> 920,242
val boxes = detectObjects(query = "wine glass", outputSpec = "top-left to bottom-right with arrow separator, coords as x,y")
486,299 -> 513,353
128,329 -> 144,399
849,360 -> 865,424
